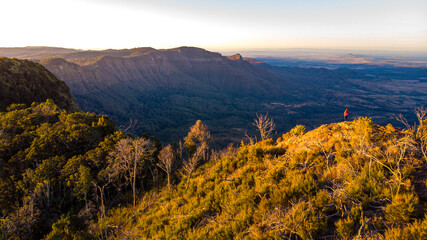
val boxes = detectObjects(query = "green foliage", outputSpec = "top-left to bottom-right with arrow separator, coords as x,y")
0,57 -> 75,111
44,213 -> 91,240
282,201 -> 327,239
91,119 -> 426,239
184,119 -> 210,155
2,102 -> 426,240
0,101 -> 116,238
74,166 -> 93,201
290,124 -> 306,136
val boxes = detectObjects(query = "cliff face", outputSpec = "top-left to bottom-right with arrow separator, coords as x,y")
34,47 -> 294,143
0,57 -> 75,111
40,47 -> 287,98
4,46 -> 423,144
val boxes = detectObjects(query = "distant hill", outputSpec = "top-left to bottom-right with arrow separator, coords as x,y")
40,47 -> 286,97
0,57 -> 75,111
33,47 -> 296,143
0,46 -> 80,59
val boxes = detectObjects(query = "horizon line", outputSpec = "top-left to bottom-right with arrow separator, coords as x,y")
1,45 -> 427,53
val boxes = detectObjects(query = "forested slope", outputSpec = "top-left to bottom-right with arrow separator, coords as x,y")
90,117 -> 427,239
0,57 -> 75,111
0,101 -> 118,238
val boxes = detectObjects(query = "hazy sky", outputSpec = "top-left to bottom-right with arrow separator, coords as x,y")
1,0 -> 426,51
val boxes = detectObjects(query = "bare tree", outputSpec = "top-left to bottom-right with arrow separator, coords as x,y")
183,144 -> 205,191
157,144 -> 175,190
93,181 -> 108,219
359,134 -> 416,197
415,107 -> 427,161
177,140 -> 184,161
108,137 -> 153,206
245,131 -> 255,145
253,113 -> 276,141
118,119 -> 138,133
392,113 -> 416,133
393,107 -> 427,161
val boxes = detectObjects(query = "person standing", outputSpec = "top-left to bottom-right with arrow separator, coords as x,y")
344,108 -> 349,121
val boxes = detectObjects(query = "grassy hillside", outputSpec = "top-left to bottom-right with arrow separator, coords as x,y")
1,100 -> 426,239
90,117 -> 427,239
0,57 -> 75,111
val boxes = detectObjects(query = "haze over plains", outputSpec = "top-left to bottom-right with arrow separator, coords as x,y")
1,0 -> 427,52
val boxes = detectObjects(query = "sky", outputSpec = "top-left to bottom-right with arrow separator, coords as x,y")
1,0 -> 426,52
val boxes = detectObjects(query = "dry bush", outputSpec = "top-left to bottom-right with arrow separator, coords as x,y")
253,113 -> 276,141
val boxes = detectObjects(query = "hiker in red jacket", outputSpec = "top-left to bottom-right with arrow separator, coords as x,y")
344,108 -> 349,121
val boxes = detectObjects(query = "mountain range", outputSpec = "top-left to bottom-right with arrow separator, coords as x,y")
1,46 -> 426,144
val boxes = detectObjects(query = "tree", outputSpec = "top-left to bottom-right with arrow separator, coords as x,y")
74,165 -> 93,210
182,144 -> 204,191
415,107 -> 427,161
108,137 -> 153,206
253,113 -> 276,141
157,144 -> 175,190
184,120 -> 210,159
392,107 -> 427,162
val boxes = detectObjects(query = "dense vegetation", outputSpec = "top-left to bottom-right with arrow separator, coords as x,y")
0,100 -> 119,238
1,98 -> 426,239
90,115 -> 427,239
0,57 -> 75,111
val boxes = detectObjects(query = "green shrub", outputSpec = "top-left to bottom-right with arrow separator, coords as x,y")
290,125 -> 306,136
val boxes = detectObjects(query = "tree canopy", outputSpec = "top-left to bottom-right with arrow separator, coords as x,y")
0,57 -> 75,111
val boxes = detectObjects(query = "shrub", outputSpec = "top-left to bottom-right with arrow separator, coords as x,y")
385,193 -> 419,224
335,216 -> 354,240
290,125 -> 306,136
282,201 -> 326,240
384,216 -> 427,239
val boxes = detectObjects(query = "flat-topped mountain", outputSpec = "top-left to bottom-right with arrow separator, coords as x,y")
40,47 -> 287,98
13,47 -> 296,143
2,47 -> 425,144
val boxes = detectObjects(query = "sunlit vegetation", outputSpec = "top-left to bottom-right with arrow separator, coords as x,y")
1,97 -> 426,239
84,114 -> 427,239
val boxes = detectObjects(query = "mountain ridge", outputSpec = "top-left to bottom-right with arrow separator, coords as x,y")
2,46 -> 426,144
0,57 -> 76,111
